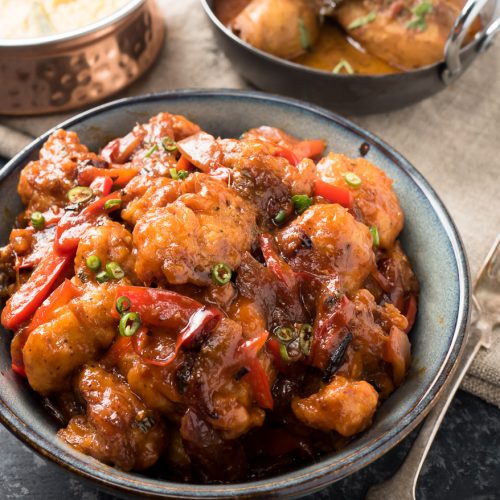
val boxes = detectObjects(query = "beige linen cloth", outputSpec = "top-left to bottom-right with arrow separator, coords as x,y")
0,0 -> 499,405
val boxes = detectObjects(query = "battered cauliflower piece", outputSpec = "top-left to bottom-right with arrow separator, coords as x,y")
59,364 -> 166,471
317,152 -> 404,248
74,220 -> 136,284
133,173 -> 258,286
292,375 -> 379,436
275,204 -> 375,292
22,283 -> 117,394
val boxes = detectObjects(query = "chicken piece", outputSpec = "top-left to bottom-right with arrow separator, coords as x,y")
177,133 -> 316,226
17,129 -> 98,212
275,204 -> 375,292
317,152 -> 403,248
22,283 -> 117,394
292,375 -> 379,436
231,0 -> 320,59
334,0 -> 480,70
74,220 -> 136,284
133,173 -> 258,286
58,364 -> 166,471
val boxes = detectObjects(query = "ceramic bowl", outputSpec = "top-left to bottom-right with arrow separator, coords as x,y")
0,90 -> 470,498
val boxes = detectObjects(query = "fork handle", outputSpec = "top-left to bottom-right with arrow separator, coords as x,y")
367,325 -> 483,500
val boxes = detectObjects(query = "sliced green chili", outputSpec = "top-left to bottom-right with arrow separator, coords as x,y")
211,263 -> 232,285
116,296 -> 131,315
348,11 -> 377,30
106,261 -> 125,280
298,18 -> 311,51
274,326 -> 297,343
162,136 -> 178,152
103,198 -> 122,210
96,270 -> 110,283
343,172 -> 362,187
370,226 -> 380,247
299,323 -> 313,356
144,143 -> 158,158
273,209 -> 287,225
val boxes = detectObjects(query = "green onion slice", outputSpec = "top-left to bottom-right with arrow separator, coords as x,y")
86,255 -> 101,271
412,1 -> 433,17
103,198 -> 122,210
116,296 -> 132,315
169,168 -> 179,180
343,172 -> 362,187
96,270 -> 110,283
31,211 -> 45,230
332,58 -> 355,75
298,18 -> 311,51
348,11 -> 377,30
279,343 -> 291,362
162,136 -> 178,152
144,143 -> 158,158
68,186 -> 93,204
299,324 -> 313,356
177,170 -> 189,180
211,263 -> 232,285
273,209 -> 287,225
119,312 -> 141,337
274,326 -> 297,343
292,194 -> 313,215
370,226 -> 380,247
106,261 -> 125,280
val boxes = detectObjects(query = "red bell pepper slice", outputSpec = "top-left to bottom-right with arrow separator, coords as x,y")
101,132 -> 142,164
314,179 -> 354,209
260,233 -> 296,289
272,147 -> 299,166
266,338 -> 290,373
9,279 -> 81,377
132,306 -> 222,367
1,251 -> 73,330
238,331 -> 274,410
292,139 -> 326,160
78,166 -> 139,188
89,175 -> 113,196
55,191 -> 123,254
112,286 -> 202,329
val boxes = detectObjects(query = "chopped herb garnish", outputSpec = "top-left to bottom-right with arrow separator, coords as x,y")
292,194 -> 313,215
333,58 -> 355,75
211,263 -> 232,285
348,11 -> 377,30
299,323 -> 313,356
298,18 -> 311,51
31,211 -> 45,230
274,326 -> 297,343
370,226 -> 380,247
177,170 -> 189,179
116,296 -> 131,314
273,209 -> 287,225
144,143 -> 158,158
343,172 -> 362,187
86,255 -> 101,272
119,311 -> 141,337
106,261 -> 125,280
279,343 -> 292,362
103,198 -> 122,210
162,136 -> 178,152
407,1 -> 432,31
170,168 -> 188,180
68,186 -> 93,204
96,270 -> 110,283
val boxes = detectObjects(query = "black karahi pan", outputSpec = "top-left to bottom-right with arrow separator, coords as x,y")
201,0 -> 500,115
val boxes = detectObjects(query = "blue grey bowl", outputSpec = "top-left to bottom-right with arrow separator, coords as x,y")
0,90 -> 470,498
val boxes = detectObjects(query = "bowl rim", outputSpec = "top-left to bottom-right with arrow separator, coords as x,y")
0,89 -> 471,498
199,0 -> 482,80
0,0 -> 144,48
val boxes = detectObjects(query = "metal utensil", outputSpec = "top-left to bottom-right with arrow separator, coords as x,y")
366,234 -> 500,500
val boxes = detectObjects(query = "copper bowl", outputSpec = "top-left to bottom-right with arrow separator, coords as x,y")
0,0 -> 165,116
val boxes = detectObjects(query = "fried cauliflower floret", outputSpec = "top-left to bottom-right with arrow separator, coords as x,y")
317,152 -> 404,248
18,129 -> 99,212
58,364 -> 166,471
74,220 -> 136,284
292,375 -> 379,436
275,204 -> 375,292
133,173 -> 258,286
23,283 -> 117,394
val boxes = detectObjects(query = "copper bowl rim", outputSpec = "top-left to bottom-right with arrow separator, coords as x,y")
0,0 -> 144,48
